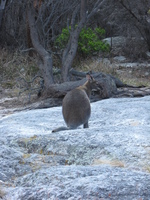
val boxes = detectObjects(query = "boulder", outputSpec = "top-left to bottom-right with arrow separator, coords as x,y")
0,96 -> 150,199
103,36 -> 126,55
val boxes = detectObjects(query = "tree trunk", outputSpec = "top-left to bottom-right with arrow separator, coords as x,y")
61,0 -> 87,82
61,27 -> 83,81
61,0 -> 107,82
144,25 -> 150,51
0,0 -> 7,28
27,3 -> 54,89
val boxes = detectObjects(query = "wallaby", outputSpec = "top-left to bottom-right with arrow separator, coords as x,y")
52,73 -> 99,132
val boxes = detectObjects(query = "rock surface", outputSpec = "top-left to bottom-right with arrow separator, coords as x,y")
0,96 -> 150,199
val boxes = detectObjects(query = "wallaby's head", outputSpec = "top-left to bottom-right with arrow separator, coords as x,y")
81,72 -> 99,97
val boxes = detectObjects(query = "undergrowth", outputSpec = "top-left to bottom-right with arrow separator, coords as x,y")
0,48 -> 149,93
55,26 -> 110,56
0,49 -> 38,88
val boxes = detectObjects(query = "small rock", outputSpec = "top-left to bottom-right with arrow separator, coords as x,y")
114,56 -> 126,62
146,51 -> 150,57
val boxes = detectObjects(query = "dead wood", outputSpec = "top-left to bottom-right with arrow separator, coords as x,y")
15,68 -> 149,110
43,69 -> 149,101
44,70 -> 118,99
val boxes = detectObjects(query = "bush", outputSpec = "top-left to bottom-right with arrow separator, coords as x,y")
55,26 -> 110,56
55,27 -> 70,49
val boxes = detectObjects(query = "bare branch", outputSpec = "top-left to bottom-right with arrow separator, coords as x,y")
70,3 -> 80,32
0,0 -> 7,27
119,0 -> 141,24
87,0 -> 106,20
20,48 -> 35,53
0,0 -> 7,9
80,0 -> 87,19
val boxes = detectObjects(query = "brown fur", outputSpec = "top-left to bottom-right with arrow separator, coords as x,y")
52,74 -> 98,132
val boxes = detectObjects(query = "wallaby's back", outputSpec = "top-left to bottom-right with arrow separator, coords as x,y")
52,73 -> 99,132
63,88 -> 91,129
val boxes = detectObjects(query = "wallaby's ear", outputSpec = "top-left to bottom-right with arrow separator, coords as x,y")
86,71 -> 93,81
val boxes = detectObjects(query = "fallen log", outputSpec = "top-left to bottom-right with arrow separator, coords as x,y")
44,70 -> 118,99
14,69 -> 150,110
42,69 -> 149,100
17,69 -> 149,108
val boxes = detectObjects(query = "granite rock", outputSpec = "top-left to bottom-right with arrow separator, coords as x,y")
0,96 -> 150,199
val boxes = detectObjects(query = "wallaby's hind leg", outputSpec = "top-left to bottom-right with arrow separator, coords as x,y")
83,122 -> 89,128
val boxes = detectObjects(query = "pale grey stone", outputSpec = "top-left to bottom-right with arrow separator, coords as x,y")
0,96 -> 150,199
114,56 -> 126,61
102,36 -> 126,47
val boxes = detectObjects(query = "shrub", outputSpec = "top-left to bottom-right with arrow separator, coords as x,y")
55,26 -> 110,56
55,27 -> 70,49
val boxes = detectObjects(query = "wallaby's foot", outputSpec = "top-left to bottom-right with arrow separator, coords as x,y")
83,122 -> 89,128
52,126 -> 69,133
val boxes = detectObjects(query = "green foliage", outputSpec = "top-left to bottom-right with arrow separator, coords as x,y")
55,26 -> 71,49
78,27 -> 109,55
55,26 -> 110,56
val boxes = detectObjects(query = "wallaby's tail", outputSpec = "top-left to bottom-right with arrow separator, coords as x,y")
52,126 -> 69,133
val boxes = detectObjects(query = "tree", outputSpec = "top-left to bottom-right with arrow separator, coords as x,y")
26,0 -> 79,87
27,0 -> 109,86
3,0 -> 149,92
0,0 -> 111,86
118,0 -> 150,50
61,0 -> 107,81
0,0 -> 7,28
27,2 -> 54,89
26,0 -> 79,88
